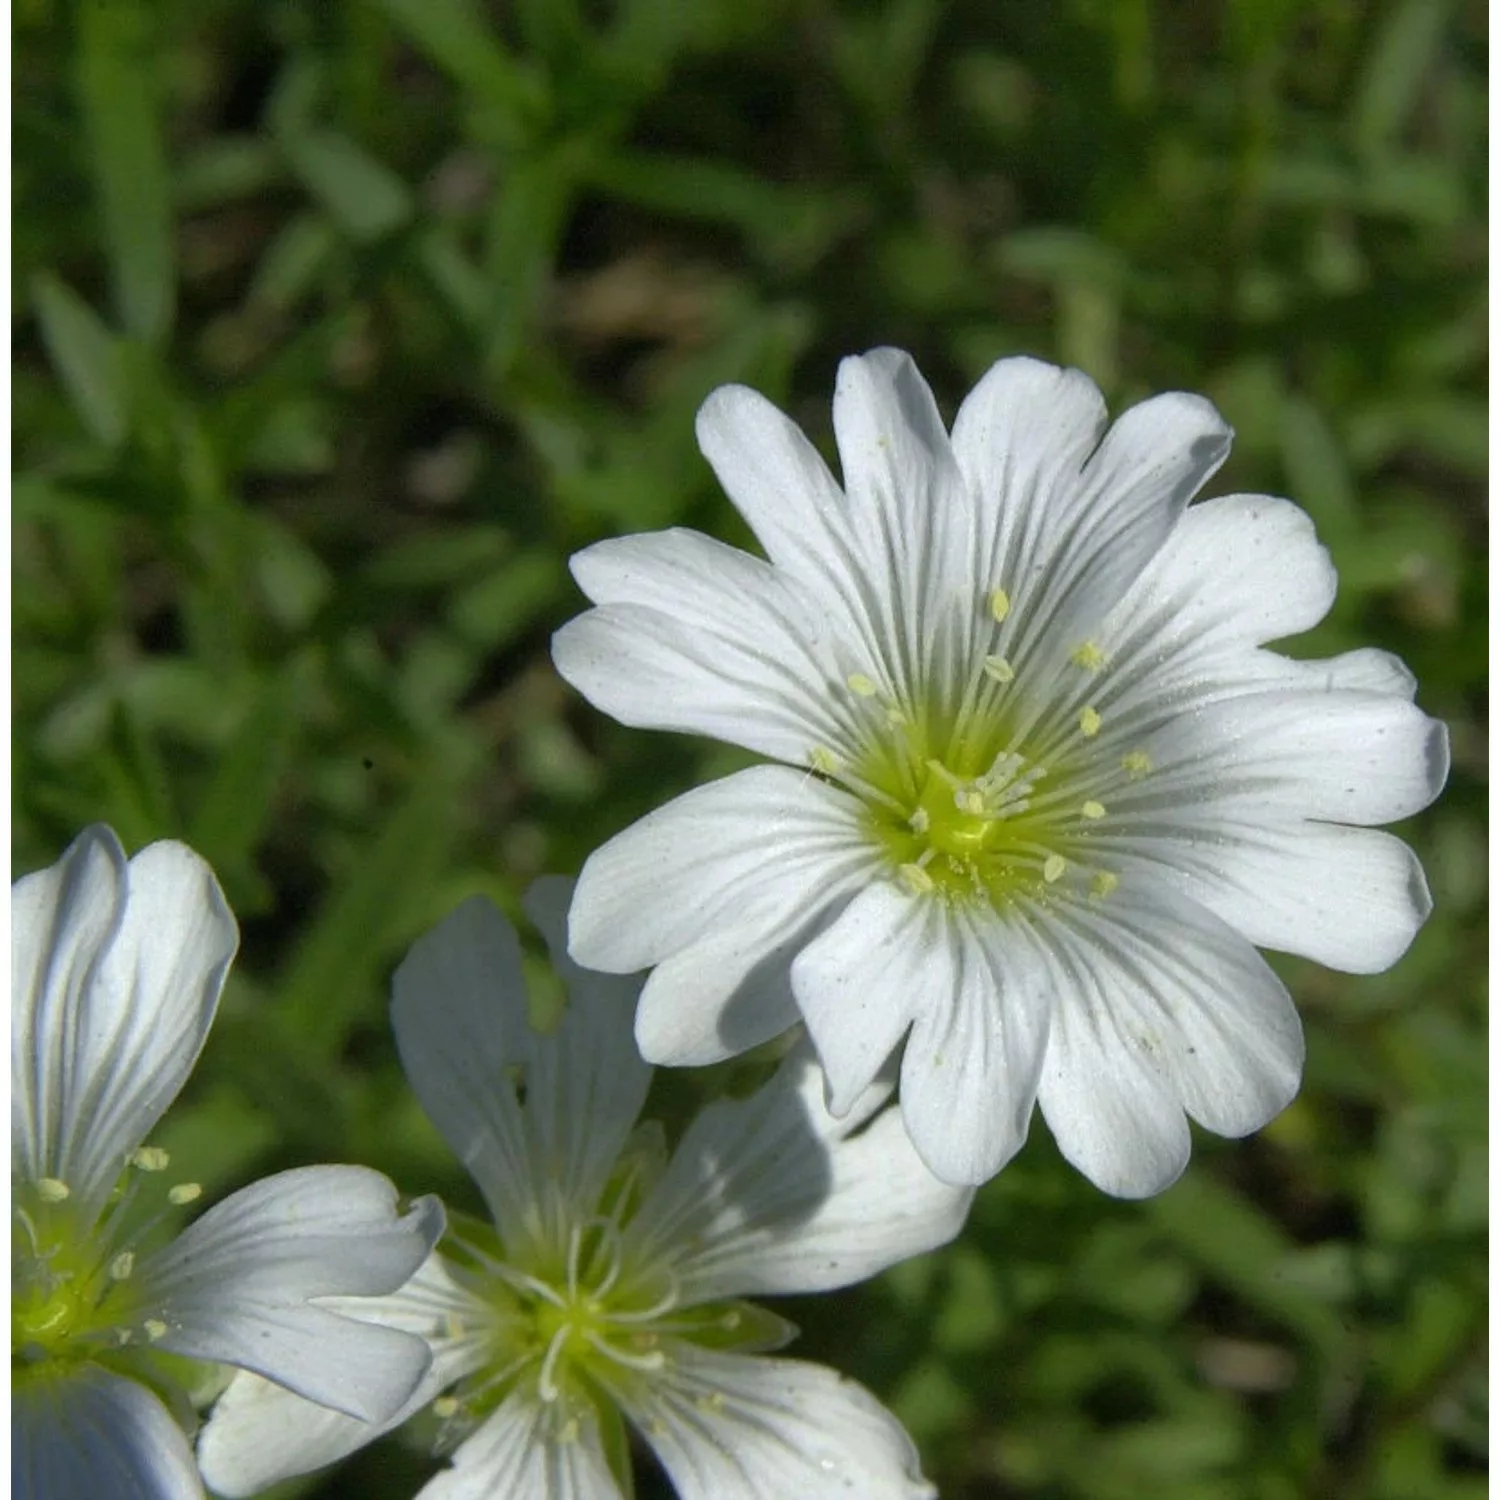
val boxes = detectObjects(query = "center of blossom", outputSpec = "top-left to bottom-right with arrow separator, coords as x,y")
11,1151 -> 200,1375
817,608 -> 1152,907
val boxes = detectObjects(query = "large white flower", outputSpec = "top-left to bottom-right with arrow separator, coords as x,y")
551,350 -> 1449,1196
197,880 -> 971,1500
11,825 -> 444,1500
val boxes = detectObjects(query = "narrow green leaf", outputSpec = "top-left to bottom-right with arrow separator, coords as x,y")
1352,0 -> 1449,156
73,0 -> 174,345
30,273 -> 126,446
280,130 -> 413,244
373,0 -> 542,132
277,759 -> 464,1058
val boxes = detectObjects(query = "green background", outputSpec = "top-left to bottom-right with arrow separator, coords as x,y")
13,1 -> 1486,1496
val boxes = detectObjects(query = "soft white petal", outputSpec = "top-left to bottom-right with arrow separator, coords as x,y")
1108,819 -> 1433,973
896,905 -> 1053,1186
1033,882 -> 1303,1197
568,766 -> 875,975
197,1254 -> 484,1498
831,349 -> 978,698
12,828 -> 237,1221
628,1047 -> 970,1301
13,1365 -> 202,1500
1118,688 -> 1449,828
632,870 -> 863,1067
420,1390 -> 623,1500
520,878 -> 653,1215
695,382 -> 862,601
1112,493 -> 1336,653
790,881 -> 936,1114
390,896 -> 548,1232
137,1167 -> 442,1421
951,363 -> 1232,676
554,527 -> 849,765
618,1349 -> 934,1500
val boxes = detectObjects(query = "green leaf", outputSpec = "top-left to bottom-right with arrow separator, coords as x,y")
73,0 -> 174,345
280,129 -> 413,244
30,273 -> 126,446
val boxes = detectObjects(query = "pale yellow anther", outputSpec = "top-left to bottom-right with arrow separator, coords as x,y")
167,1183 -> 202,1206
37,1178 -> 71,1203
720,1310 -> 742,1330
982,654 -> 1015,684
131,1147 -> 170,1172
988,587 -> 1012,623
443,1313 -> 466,1340
884,706 -> 909,728
907,806 -> 931,835
696,1391 -> 726,1413
1090,872 -> 1120,901
433,1396 -> 460,1419
1121,750 -> 1153,779
649,1418 -> 669,1438
143,1319 -> 168,1342
1081,800 -> 1107,820
1078,706 -> 1102,738
809,746 -> 839,775
559,1418 -> 581,1443
900,862 -> 936,896
1070,641 -> 1108,671
109,1252 -> 135,1282
956,788 -> 987,817
846,673 -> 878,697
1043,854 -> 1067,884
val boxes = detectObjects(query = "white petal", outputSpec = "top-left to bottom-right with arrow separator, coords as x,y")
568,767 -> 874,975
895,905 -> 1053,1186
1110,820 -> 1433,973
390,895 -> 550,1231
420,1390 -> 623,1500
13,1366 -> 202,1500
632,870 -> 864,1068
197,1254 -> 483,1498
12,828 -> 237,1221
629,1047 -> 970,1301
695,382 -> 861,600
952,362 -> 1231,672
949,355 -> 1108,604
619,1349 -> 934,1500
520,877 -> 654,1214
1113,493 -> 1336,652
1122,688 -> 1449,827
137,1167 -> 443,1421
831,349 -> 978,696
1033,882 -> 1303,1197
554,528 -> 846,763
790,882 -> 936,1114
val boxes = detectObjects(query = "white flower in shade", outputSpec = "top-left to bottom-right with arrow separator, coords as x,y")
11,825 -> 444,1500
197,880 -> 971,1500
551,350 -> 1450,1197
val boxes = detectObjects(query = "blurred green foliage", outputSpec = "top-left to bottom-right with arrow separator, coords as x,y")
13,1 -> 1486,1497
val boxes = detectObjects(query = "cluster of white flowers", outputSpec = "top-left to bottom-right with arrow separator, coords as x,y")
13,351 -> 1446,1498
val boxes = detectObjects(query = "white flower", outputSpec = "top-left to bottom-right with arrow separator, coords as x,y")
11,825 -> 444,1500
551,350 -> 1449,1196
197,880 -> 971,1500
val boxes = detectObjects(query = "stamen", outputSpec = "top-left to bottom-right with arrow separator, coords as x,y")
1121,750 -> 1152,779
900,862 -> 936,896
846,674 -> 878,697
1078,706 -> 1102,738
433,1396 -> 460,1419
809,746 -> 839,774
1043,855 -> 1067,884
143,1319 -> 168,1342
109,1252 -> 135,1281
1080,801 -> 1106,820
131,1148 -> 170,1172
982,655 -> 1015,684
988,587 -> 1012,623
37,1179 -> 70,1204
167,1184 -> 202,1206
1090,872 -> 1120,901
1070,642 -> 1108,671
